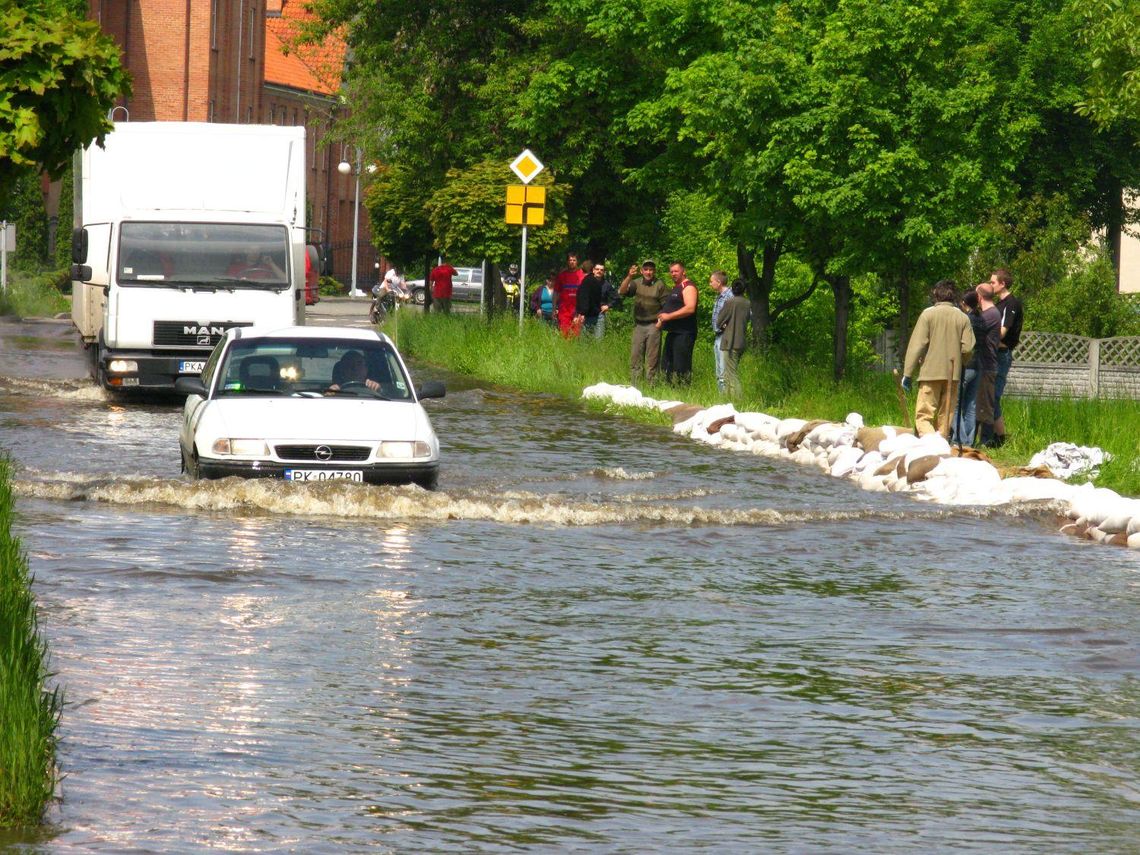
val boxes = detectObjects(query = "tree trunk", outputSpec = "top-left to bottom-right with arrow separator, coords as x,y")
484,260 -> 503,317
738,243 -> 768,347
827,274 -> 852,382
1106,177 -> 1124,288
896,273 -> 910,369
423,258 -> 434,314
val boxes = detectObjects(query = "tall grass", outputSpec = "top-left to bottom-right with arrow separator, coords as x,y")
0,457 -> 61,827
0,269 -> 69,320
393,313 -> 1140,497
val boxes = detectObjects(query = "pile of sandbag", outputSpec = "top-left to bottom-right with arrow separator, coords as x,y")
581,383 -> 1139,550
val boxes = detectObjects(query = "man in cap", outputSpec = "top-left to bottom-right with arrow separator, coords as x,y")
619,259 -> 670,385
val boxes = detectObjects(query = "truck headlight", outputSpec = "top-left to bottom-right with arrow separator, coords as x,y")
212,438 -> 270,456
107,359 -> 138,373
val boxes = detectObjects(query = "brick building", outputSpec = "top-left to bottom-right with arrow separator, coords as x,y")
85,0 -> 373,288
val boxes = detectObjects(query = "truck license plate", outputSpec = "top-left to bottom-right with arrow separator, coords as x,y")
284,469 -> 364,482
179,360 -> 206,374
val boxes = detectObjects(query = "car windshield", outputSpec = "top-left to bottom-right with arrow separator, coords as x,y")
215,338 -> 414,400
118,222 -> 290,287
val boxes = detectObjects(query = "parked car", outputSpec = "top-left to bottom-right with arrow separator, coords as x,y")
407,266 -> 485,304
175,326 -> 444,489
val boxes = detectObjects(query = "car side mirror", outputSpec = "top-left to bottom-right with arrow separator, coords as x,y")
174,376 -> 208,397
70,263 -> 92,282
416,380 -> 445,400
71,227 -> 88,264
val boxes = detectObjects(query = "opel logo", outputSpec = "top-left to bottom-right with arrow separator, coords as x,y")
314,445 -> 333,461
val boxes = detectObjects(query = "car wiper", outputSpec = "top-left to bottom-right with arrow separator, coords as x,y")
210,278 -> 291,292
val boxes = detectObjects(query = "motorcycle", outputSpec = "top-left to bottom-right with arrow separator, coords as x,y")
369,282 -> 410,324
501,265 -> 522,311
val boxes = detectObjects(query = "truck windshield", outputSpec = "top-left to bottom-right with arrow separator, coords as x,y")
118,222 -> 290,287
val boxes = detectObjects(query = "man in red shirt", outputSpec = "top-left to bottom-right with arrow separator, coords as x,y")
553,251 -> 585,336
429,259 -> 459,314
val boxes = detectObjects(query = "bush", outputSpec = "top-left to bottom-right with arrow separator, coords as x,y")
318,275 -> 345,296
0,268 -> 69,318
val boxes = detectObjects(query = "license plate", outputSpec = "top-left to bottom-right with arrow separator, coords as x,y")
179,360 -> 205,374
284,469 -> 364,482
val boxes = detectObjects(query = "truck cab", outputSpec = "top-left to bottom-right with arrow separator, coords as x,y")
71,122 -> 308,391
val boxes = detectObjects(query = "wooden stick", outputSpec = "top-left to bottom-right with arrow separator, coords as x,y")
892,368 -> 911,428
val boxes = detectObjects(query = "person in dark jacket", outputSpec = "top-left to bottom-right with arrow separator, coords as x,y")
574,262 -> 605,337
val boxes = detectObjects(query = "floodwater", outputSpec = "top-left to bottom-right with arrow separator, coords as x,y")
1,316 -> 1138,853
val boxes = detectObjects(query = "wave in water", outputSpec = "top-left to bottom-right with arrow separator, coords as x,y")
12,472 -> 1048,528
0,375 -> 107,402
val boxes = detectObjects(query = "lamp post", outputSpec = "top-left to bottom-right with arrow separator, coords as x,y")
337,148 -> 363,297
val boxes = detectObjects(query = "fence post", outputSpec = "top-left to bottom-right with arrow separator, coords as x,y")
1089,338 -> 1101,397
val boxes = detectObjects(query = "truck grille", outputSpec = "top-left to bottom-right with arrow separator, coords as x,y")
152,321 -> 252,349
274,445 -> 372,462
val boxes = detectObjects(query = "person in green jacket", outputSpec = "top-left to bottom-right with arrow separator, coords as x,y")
902,279 -> 976,438
715,279 -> 751,397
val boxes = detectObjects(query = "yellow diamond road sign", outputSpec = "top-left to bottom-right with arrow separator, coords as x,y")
510,149 -> 544,184
505,185 -> 546,226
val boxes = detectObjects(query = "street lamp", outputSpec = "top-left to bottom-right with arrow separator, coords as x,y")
337,148 -> 363,296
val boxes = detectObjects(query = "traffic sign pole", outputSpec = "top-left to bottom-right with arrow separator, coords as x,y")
518,225 -> 528,326
507,150 -> 545,327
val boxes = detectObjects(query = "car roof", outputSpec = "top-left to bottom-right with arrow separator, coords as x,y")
228,325 -> 392,346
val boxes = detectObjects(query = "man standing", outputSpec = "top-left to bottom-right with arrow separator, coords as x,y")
991,268 -> 1023,446
973,282 -> 1002,447
716,279 -> 751,398
554,252 -> 585,336
902,279 -> 975,438
429,257 -> 458,314
619,260 -> 669,385
657,262 -> 699,385
708,271 -> 732,392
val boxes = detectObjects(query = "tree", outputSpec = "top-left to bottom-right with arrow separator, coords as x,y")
425,161 -> 569,313
0,1 -> 130,212
1078,0 -> 1140,126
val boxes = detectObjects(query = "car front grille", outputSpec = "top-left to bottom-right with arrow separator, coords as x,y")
274,444 -> 372,462
153,321 -> 252,348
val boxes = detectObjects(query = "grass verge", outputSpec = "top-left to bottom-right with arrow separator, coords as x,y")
0,269 -> 69,320
0,457 -> 61,827
392,312 -> 1140,497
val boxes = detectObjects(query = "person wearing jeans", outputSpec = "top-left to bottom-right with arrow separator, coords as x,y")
708,270 -> 732,393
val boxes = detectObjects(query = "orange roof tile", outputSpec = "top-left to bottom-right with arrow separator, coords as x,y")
264,0 -> 346,96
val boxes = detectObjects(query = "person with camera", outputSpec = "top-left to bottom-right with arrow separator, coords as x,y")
619,260 -> 670,385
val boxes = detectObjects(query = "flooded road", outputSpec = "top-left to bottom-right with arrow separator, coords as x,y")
1,315 -> 1138,852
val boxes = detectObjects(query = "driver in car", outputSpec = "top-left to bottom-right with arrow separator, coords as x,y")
326,350 -> 381,393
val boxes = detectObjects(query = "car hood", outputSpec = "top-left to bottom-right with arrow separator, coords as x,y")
207,397 -> 427,442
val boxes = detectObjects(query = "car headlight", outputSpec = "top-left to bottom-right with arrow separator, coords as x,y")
107,359 -> 138,373
212,438 -> 271,456
379,441 -> 432,459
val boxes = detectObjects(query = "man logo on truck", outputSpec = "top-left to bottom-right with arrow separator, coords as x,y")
184,324 -> 229,341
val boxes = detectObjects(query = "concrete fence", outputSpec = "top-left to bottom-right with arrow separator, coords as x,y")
1004,332 -> 1140,399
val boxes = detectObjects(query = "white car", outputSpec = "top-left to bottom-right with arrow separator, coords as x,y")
175,326 -> 444,489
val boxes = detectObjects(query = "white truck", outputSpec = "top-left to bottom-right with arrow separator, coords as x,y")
71,121 -> 309,391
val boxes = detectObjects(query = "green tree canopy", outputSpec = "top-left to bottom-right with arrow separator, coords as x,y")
0,0 -> 130,212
